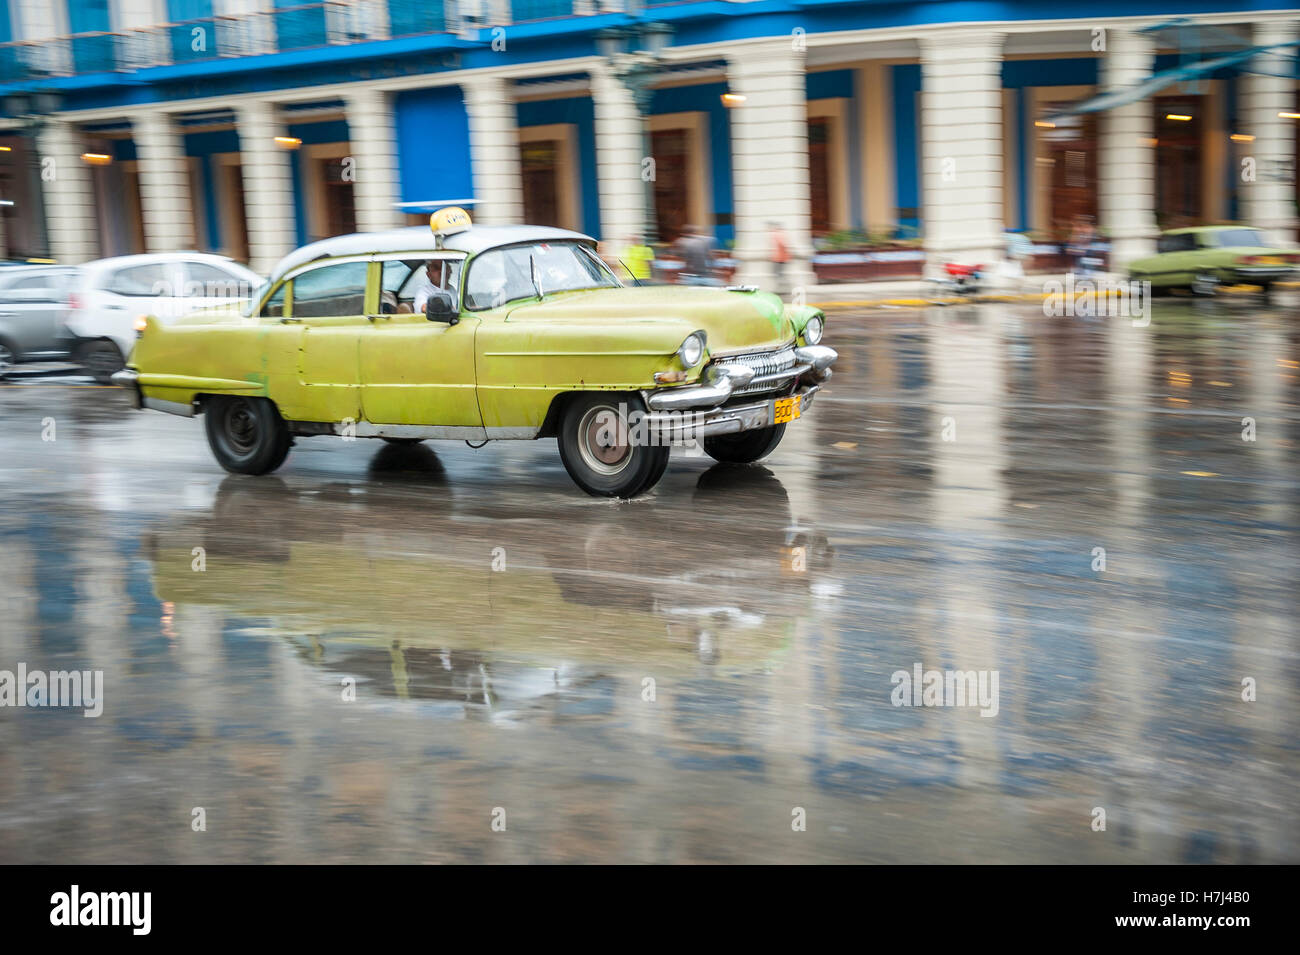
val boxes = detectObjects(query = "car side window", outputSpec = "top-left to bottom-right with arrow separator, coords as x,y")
107,263 -> 174,297
184,262 -> 252,299
7,275 -> 58,301
261,281 -> 289,318
290,261 -> 368,318
379,257 -> 463,313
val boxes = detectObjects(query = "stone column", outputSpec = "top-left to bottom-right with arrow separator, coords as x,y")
36,120 -> 99,264
234,101 -> 297,275
1241,20 -> 1299,243
462,74 -> 524,225
343,88 -> 404,233
590,63 -> 648,245
134,111 -> 197,253
920,31 -> 1005,266
726,40 -> 815,290
1098,28 -> 1158,269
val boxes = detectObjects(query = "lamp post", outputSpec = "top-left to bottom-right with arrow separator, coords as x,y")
597,19 -> 673,245
2,89 -> 63,260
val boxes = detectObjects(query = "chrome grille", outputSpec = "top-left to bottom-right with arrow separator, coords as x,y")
711,346 -> 797,396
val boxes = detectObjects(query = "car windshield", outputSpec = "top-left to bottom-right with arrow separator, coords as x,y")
1213,229 -> 1267,248
464,241 -> 619,311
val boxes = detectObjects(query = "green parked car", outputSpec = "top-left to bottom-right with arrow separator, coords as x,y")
1127,226 -> 1298,296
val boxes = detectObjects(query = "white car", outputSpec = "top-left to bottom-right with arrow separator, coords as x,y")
64,252 -> 262,382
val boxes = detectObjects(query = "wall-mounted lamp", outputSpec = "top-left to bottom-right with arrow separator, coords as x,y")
80,152 -> 112,165
274,136 -> 302,149
720,92 -> 746,107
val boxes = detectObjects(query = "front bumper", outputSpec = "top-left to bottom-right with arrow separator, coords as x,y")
111,368 -> 142,408
647,344 -> 837,412
1230,265 -> 1294,283
642,383 -> 822,441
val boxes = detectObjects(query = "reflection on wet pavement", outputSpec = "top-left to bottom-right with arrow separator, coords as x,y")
0,298 -> 1296,862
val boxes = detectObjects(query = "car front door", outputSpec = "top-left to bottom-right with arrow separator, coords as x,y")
284,259 -> 371,425
358,255 -> 483,433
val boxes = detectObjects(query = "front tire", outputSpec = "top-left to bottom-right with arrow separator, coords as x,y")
704,424 -> 786,464
557,393 -> 669,498
1191,271 -> 1220,297
204,396 -> 292,475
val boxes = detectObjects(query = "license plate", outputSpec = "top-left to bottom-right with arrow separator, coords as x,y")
773,395 -> 801,424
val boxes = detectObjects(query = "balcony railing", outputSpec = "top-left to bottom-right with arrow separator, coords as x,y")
0,0 -> 470,84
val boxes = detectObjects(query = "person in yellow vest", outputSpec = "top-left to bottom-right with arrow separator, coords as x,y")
622,234 -> 654,283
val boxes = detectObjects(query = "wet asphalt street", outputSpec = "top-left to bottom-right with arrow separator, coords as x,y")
1,297 -> 1297,864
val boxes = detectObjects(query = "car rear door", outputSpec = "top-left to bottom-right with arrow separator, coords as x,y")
283,258 -> 370,425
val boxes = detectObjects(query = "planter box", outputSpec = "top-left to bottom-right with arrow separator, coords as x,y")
811,249 -> 925,283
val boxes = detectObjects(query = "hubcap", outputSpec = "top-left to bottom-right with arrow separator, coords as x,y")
223,402 -> 259,455
577,405 -> 633,476
0,346 -> 13,373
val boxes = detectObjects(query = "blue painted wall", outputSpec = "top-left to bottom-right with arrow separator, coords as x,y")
67,0 -> 113,73
394,86 -> 474,209
649,81 -> 734,246
891,63 -> 921,234
167,0 -> 215,64
516,96 -> 601,238
183,127 -> 240,250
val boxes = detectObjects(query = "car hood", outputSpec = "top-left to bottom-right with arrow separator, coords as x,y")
504,285 -> 795,355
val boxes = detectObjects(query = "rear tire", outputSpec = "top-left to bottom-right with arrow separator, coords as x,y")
704,424 -> 786,464
79,339 -> 125,384
204,396 -> 292,475
0,339 -> 18,375
557,392 -> 670,498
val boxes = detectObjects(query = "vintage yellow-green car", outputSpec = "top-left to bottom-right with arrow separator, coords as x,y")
114,210 -> 836,497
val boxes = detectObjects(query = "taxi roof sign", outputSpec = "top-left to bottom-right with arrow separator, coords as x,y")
430,207 -> 472,240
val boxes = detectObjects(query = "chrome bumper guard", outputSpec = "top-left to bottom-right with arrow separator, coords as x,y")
643,383 -> 822,441
646,344 -> 837,412
111,368 -> 143,410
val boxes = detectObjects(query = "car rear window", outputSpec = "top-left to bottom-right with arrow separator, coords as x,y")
107,263 -> 174,297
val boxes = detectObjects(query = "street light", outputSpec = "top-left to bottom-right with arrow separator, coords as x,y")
596,20 -> 673,244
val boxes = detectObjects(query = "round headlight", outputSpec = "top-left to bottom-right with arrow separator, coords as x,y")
804,314 -> 824,345
677,331 -> 706,368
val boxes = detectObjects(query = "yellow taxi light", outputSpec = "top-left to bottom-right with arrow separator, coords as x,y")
430,206 -> 472,238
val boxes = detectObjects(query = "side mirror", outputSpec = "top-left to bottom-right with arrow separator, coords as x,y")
424,289 -> 459,325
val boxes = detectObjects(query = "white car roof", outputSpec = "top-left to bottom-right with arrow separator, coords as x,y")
81,252 -> 261,280
268,225 -> 594,286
